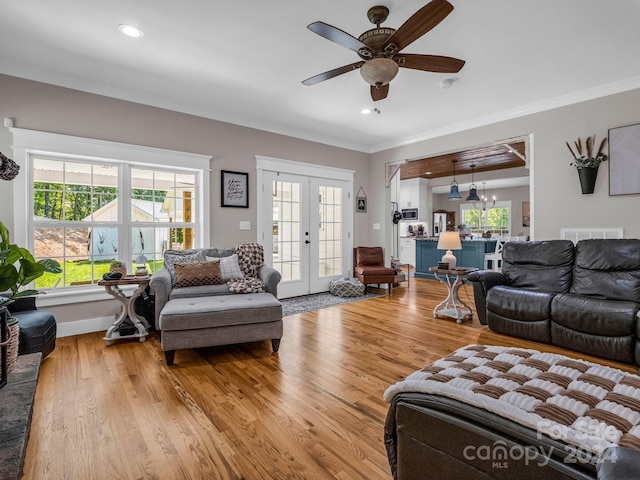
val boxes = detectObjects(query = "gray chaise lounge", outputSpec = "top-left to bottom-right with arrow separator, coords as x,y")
149,246 -> 282,365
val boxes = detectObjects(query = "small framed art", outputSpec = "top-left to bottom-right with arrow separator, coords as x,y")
221,170 -> 249,208
356,197 -> 367,212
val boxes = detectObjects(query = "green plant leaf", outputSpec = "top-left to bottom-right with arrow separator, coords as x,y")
0,222 -> 9,251
39,258 -> 62,274
12,289 -> 40,299
0,264 -> 19,291
18,258 -> 46,285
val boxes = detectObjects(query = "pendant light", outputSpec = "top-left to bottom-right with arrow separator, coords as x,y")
465,164 -> 480,201
447,160 -> 462,200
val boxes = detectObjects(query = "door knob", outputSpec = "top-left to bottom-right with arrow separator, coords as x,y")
305,240 -> 310,244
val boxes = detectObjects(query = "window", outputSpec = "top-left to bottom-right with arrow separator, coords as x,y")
460,201 -> 512,237
10,128 -> 210,300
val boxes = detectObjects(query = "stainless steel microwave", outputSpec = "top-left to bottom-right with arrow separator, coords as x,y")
401,208 -> 418,220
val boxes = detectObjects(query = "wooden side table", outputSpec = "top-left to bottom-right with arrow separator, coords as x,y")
98,276 -> 151,345
428,266 -> 477,323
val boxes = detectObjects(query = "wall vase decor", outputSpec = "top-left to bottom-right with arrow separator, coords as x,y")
577,166 -> 599,194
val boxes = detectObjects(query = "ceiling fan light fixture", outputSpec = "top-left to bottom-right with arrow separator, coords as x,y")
360,57 -> 399,86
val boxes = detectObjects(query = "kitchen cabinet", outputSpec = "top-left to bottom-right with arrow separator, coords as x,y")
415,239 -> 497,280
399,237 -> 416,265
399,178 -> 429,219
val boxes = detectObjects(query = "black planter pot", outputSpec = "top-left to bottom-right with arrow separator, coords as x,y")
577,166 -> 599,194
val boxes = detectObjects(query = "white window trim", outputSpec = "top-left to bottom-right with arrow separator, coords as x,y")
10,127 -> 212,306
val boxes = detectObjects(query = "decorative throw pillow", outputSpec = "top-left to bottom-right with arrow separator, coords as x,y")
174,260 -> 224,288
227,277 -> 265,294
219,254 -> 244,281
234,242 -> 265,278
164,249 -> 207,286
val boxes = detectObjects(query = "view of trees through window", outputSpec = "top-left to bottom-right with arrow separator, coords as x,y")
462,206 -> 510,237
31,158 -> 197,289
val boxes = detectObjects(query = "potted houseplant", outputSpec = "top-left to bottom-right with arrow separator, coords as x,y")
109,260 -> 127,276
566,135 -> 608,194
0,221 -> 61,374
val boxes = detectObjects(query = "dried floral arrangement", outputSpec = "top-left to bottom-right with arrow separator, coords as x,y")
566,136 -> 608,168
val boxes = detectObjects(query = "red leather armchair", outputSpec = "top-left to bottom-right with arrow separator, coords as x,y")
353,246 -> 395,294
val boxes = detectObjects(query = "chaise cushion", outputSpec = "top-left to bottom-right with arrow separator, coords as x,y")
169,284 -> 231,299
159,293 -> 282,331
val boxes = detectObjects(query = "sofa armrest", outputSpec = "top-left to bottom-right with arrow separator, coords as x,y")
149,268 -> 172,325
597,446 -> 640,480
259,264 -> 281,297
466,270 -> 508,325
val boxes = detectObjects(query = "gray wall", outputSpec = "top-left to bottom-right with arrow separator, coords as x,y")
371,88 -> 640,250
0,74 -> 371,325
2,73 -> 640,327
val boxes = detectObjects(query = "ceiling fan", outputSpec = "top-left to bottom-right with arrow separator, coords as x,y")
302,0 -> 465,102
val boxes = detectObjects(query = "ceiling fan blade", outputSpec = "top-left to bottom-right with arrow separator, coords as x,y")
400,54 -> 465,73
371,84 -> 389,101
302,61 -> 365,86
307,21 -> 368,53
385,0 -> 454,52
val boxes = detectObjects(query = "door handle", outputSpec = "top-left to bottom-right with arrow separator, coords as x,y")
305,240 -> 310,244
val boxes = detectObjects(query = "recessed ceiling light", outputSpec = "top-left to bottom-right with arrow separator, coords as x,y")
361,108 -> 372,115
118,24 -> 144,38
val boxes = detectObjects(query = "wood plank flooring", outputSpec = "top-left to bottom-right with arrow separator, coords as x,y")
23,274 -> 636,479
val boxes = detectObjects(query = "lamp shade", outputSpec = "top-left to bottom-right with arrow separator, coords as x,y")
466,186 -> 480,201
437,231 -> 462,268
447,182 -> 462,200
437,231 -> 462,251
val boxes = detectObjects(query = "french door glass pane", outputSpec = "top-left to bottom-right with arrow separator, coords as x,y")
317,185 -> 342,277
272,180 -> 301,282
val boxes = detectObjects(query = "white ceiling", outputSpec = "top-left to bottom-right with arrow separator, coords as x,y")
2,1 -> 640,154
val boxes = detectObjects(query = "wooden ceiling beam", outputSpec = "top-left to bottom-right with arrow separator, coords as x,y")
400,141 -> 527,180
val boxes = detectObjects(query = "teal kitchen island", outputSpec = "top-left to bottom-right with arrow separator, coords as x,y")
415,238 -> 497,280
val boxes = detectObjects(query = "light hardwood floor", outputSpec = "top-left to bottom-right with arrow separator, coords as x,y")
23,274 -> 636,479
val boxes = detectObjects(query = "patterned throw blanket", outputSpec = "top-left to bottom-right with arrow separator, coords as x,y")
384,345 -> 640,455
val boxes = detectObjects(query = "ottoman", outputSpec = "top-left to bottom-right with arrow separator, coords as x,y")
329,277 -> 365,297
158,292 -> 283,365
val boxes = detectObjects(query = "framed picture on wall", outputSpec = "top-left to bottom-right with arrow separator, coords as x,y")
609,122 -> 640,196
221,170 -> 249,208
356,196 -> 367,212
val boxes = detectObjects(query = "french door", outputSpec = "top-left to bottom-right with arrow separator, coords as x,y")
260,171 -> 351,298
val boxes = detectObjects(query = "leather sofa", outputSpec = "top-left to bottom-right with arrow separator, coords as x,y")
384,392 -> 640,480
468,239 -> 640,365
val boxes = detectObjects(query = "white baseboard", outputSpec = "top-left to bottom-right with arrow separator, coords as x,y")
56,316 -> 114,338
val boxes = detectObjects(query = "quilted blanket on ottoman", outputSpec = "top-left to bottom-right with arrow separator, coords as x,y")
384,344 -> 640,456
